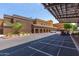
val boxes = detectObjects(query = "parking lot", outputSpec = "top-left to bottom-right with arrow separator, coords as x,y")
0,34 -> 79,56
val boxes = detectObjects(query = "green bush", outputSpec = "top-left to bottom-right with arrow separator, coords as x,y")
12,22 -> 22,34
64,23 -> 72,30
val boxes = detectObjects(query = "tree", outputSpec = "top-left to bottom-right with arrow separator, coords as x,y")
64,23 -> 77,34
71,23 -> 77,31
64,23 -> 72,31
12,22 -> 22,34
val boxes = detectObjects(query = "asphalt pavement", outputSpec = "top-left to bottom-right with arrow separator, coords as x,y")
0,34 -> 79,56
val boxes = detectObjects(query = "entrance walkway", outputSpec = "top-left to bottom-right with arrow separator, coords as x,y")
0,33 -> 79,56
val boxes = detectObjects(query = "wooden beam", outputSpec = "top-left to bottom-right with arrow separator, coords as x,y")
55,5 -> 61,18
59,4 -> 63,18
58,16 -> 79,19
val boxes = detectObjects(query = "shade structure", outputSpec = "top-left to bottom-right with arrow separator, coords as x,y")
42,3 -> 79,23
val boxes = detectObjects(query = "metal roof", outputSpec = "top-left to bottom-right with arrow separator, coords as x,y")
42,3 -> 79,23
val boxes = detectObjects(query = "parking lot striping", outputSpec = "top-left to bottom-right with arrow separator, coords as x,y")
49,40 -> 63,42
0,34 -> 77,56
50,40 -> 73,44
39,42 -> 77,50
40,42 -> 76,50
0,53 -> 10,56
57,48 -> 61,56
63,41 -> 73,43
57,45 -> 64,56
49,36 -> 73,43
28,46 -> 53,56
8,46 -> 29,55
56,38 -> 64,56
70,35 -> 79,52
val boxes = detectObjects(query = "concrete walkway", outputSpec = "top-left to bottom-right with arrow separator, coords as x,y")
0,33 -> 57,50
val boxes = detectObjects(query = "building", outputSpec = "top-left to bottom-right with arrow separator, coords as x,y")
3,15 -> 33,34
0,20 -> 4,34
32,19 -> 53,33
53,23 -> 64,30
0,15 -> 53,34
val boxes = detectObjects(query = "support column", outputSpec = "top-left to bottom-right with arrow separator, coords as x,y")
42,28 -> 44,33
45,29 -> 47,33
38,28 -> 40,33
34,28 -> 36,33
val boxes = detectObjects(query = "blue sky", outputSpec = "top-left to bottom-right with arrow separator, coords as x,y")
0,3 -> 58,23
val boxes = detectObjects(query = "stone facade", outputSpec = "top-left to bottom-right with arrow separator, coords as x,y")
3,15 -> 33,34
0,15 -> 53,34
0,20 -> 4,34
32,19 -> 53,33
53,23 -> 64,30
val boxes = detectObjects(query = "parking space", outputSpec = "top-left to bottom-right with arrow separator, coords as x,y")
0,34 -> 79,56
59,47 -> 79,56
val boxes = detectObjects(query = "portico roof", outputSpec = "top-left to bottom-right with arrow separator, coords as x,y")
42,3 -> 79,23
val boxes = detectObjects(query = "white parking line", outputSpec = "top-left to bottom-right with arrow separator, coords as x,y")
50,40 -> 72,44
57,37 -> 65,56
39,42 -> 76,50
9,46 -> 30,55
0,53 -> 10,55
28,46 -> 53,56
70,35 -> 79,52
57,48 -> 61,56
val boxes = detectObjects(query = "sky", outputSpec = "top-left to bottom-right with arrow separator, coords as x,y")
0,3 -> 59,23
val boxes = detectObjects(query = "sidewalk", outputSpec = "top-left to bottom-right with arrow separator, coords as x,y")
0,33 -> 57,50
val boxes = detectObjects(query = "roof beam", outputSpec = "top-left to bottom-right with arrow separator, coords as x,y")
60,16 -> 79,18
42,3 -> 57,19
42,3 -> 79,23
59,4 -> 63,18
55,5 -> 61,18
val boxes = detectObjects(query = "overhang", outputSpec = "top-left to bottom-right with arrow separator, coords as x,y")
42,3 -> 79,23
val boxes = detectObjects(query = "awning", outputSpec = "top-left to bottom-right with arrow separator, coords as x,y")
42,3 -> 79,23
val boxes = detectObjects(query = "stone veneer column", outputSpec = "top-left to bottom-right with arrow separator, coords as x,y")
41,28 -> 43,33
44,29 -> 46,32
34,28 -> 36,33
38,28 -> 40,33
